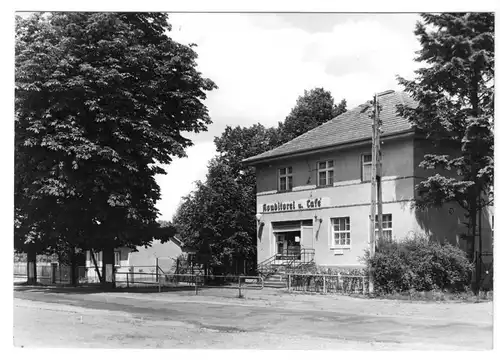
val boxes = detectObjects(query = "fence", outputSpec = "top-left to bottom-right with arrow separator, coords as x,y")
14,262 -> 264,296
287,273 -> 368,295
115,272 -> 263,296
14,263 -> 96,284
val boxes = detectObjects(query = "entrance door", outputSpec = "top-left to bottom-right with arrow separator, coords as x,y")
276,234 -> 286,256
301,226 -> 314,249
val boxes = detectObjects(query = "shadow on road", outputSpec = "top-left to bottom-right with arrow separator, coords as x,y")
14,283 -> 197,295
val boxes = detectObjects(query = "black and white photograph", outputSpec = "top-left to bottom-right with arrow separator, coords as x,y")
8,1 -> 497,352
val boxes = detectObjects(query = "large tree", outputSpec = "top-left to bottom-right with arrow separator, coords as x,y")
15,12 -> 216,284
397,13 -> 494,265
277,88 -> 347,144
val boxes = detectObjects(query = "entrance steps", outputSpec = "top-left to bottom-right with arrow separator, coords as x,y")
263,272 -> 288,288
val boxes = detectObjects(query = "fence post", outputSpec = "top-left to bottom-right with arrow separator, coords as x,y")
288,274 -> 291,293
156,258 -> 159,283
195,275 -> 198,295
238,276 -> 242,298
323,275 -> 326,294
337,273 -> 341,292
362,276 -> 366,295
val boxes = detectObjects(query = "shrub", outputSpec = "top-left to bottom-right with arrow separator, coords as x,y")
366,234 -> 473,293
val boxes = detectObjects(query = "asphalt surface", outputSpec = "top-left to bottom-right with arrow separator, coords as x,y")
13,286 -> 493,349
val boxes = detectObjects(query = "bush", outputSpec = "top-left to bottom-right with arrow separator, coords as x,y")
366,235 -> 473,293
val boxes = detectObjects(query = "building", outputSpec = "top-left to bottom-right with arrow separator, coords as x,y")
243,90 -> 493,270
84,236 -> 197,281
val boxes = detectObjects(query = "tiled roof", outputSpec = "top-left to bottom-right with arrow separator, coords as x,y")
243,91 -> 417,164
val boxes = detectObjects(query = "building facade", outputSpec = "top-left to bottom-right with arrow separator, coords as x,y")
244,91 -> 493,269
84,236 -> 193,282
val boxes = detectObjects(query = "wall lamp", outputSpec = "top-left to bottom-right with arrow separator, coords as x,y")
256,213 -> 263,226
256,213 -> 264,242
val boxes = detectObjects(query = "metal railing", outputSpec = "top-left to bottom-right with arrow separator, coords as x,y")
257,248 -> 315,274
276,247 -> 301,260
287,273 -> 368,295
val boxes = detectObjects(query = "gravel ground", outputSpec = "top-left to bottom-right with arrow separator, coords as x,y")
13,285 -> 493,350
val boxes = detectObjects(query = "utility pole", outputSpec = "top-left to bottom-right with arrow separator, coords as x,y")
369,93 -> 383,295
376,96 -> 383,246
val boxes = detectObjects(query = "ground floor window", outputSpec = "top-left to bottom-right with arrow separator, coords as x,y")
331,217 -> 351,248
375,214 -> 393,241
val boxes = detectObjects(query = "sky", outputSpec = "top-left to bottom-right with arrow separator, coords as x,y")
155,13 -> 422,221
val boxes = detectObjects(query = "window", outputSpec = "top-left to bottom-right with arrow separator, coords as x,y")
374,214 -> 393,241
332,217 -> 351,248
361,154 -> 372,182
318,160 -> 334,186
278,167 -> 293,191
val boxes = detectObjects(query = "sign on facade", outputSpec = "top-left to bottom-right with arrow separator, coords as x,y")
260,197 -> 330,213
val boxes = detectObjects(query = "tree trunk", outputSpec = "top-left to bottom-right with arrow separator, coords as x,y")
26,247 -> 37,285
101,247 -> 115,289
470,66 -> 482,294
470,204 -> 479,294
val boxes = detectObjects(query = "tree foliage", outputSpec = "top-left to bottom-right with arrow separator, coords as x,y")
277,88 -> 347,144
397,13 -> 494,244
15,12 -> 216,261
173,89 -> 346,272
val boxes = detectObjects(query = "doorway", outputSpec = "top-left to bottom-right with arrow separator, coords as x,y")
275,231 -> 301,260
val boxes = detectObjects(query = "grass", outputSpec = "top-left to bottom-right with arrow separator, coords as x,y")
369,289 -> 493,303
285,287 -> 493,303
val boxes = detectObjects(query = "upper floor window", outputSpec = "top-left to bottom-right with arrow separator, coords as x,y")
318,160 -> 334,187
361,154 -> 372,182
278,167 -> 293,191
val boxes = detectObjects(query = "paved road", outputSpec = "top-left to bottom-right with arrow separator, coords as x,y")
13,286 -> 493,349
